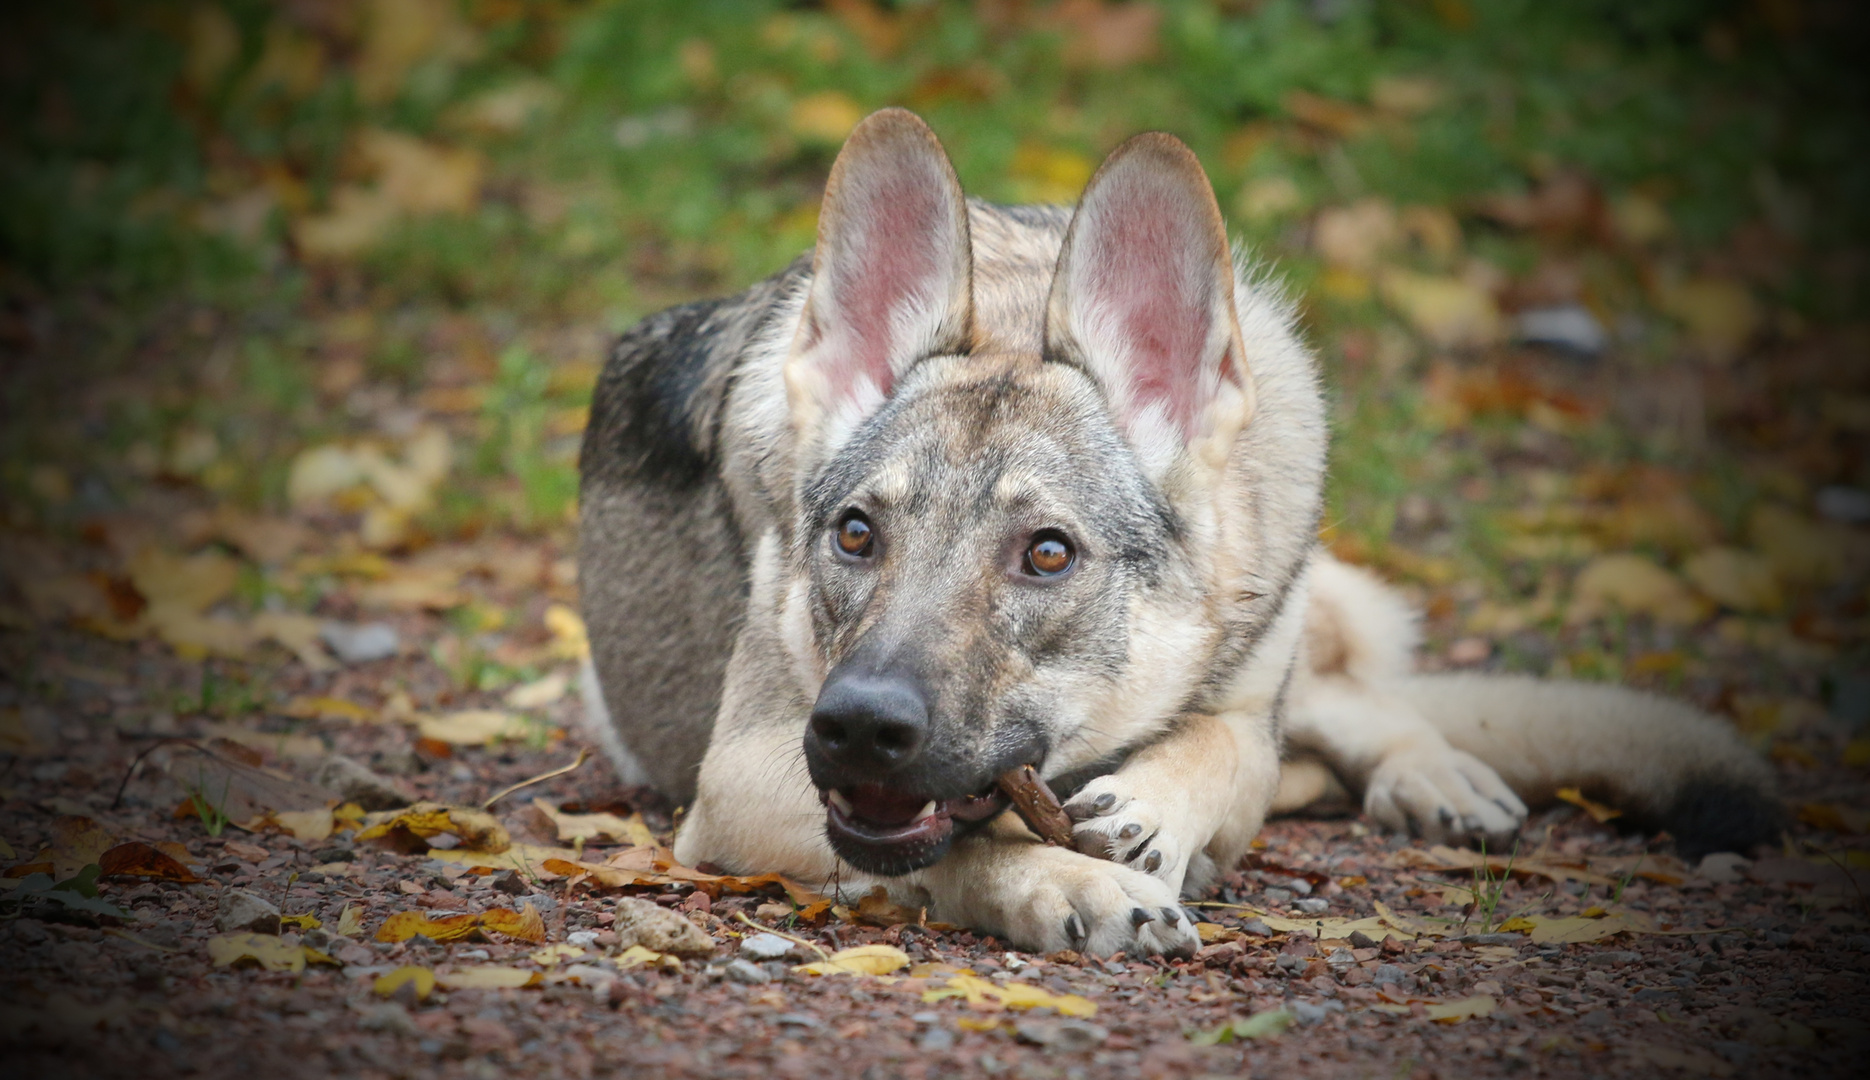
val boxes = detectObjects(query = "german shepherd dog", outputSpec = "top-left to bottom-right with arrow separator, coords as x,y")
578,109 -> 1776,956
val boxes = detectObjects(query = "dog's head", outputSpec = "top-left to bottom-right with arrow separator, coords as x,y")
780,110 -> 1263,875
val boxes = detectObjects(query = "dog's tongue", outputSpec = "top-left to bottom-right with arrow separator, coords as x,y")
845,784 -> 930,826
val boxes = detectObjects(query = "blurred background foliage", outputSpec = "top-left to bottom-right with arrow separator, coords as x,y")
1,0 -> 1866,714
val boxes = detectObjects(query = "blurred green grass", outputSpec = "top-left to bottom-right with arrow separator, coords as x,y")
2,0 -> 1865,658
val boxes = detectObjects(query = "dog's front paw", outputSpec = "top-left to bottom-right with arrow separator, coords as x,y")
1062,776 -> 1188,888
1365,746 -> 1528,846
989,846 -> 1199,958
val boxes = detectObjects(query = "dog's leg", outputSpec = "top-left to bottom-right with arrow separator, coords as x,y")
913,814 -> 1201,957
1287,674 -> 1528,845
1060,712 -> 1245,895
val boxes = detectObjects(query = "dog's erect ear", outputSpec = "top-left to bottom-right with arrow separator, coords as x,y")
787,108 -> 973,440
1045,133 -> 1254,477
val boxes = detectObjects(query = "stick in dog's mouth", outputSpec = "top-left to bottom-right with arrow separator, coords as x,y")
996,764 -> 1074,847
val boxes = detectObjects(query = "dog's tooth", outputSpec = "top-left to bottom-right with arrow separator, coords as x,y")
914,800 -> 938,822
827,789 -> 853,814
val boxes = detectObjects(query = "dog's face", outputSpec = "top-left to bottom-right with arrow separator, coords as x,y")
780,111 -> 1255,875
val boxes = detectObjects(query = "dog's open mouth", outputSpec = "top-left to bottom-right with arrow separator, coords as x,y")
819,782 -> 1008,874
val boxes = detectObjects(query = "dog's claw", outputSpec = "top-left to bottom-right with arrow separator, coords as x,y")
1158,906 -> 1180,925
1142,849 -> 1162,873
1065,912 -> 1087,948
1117,822 -> 1142,841
1130,907 -> 1153,927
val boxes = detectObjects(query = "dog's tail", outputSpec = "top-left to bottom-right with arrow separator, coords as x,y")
1394,673 -> 1780,858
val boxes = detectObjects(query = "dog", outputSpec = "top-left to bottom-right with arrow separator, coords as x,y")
577,108 -> 1778,957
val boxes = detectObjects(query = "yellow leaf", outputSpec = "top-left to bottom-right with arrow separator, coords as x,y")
504,671 -> 569,710
208,933 -> 310,973
1378,268 -> 1502,349
532,799 -> 655,847
1569,553 -> 1710,625
1658,277 -> 1758,364
127,549 -> 239,614
48,816 -> 116,881
416,710 -> 528,747
267,809 -> 336,841
1555,787 -> 1624,823
480,902 -> 546,943
1682,547 -> 1782,614
1495,917 -> 1536,933
337,905 -> 365,938
280,913 -> 321,931
376,910 -> 483,943
543,604 -> 588,660
439,966 -> 541,990
426,842 -> 581,874
355,802 -> 510,852
1523,914 -> 1631,944
250,612 -> 336,672
614,944 -> 681,971
956,1016 -> 1003,1032
1424,995 -> 1495,1023
789,91 -> 863,145
1195,922 -> 1237,944
529,943 -> 586,966
793,943 -> 910,977
374,965 -> 435,1001
919,973 -> 1096,1018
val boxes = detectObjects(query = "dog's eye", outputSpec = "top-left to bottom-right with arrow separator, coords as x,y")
834,511 -> 875,558
1023,532 -> 1075,577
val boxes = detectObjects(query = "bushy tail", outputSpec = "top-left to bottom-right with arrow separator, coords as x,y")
1395,673 -> 1780,858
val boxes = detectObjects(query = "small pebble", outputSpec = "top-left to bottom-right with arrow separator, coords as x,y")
722,959 -> 770,985
1294,897 -> 1330,914
319,621 -> 401,664
739,932 -> 796,962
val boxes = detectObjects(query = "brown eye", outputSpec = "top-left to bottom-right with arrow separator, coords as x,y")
1024,532 -> 1075,577
835,511 -> 874,557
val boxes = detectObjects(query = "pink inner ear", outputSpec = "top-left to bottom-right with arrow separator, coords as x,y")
1074,178 -> 1227,441
817,169 -> 954,405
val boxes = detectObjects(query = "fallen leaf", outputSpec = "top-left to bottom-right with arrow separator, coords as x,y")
1798,803 -> 1870,834
529,943 -> 586,966
1682,547 -> 1782,613
1042,0 -> 1161,69
426,842 -> 582,874
261,808 -> 336,841
543,604 -> 589,660
282,696 -> 378,723
1379,269 -> 1503,350
359,129 -> 482,216
337,905 -> 365,937
208,932 -> 324,972
126,548 -> 238,614
1191,1007 -> 1292,1044
159,744 -> 339,826
1555,787 -> 1623,823
1569,553 -> 1710,625
355,802 -> 510,852
504,671 -> 568,710
789,91 -> 864,145
855,885 -> 925,927
922,973 -> 1096,1018
1390,845 -> 1616,886
250,612 -> 337,672
794,944 -> 910,977
614,944 -> 682,971
480,903 -> 546,943
542,847 -> 826,907
1314,200 -> 1398,272
1424,995 -> 1495,1023
48,817 -> 116,881
415,709 -> 528,746
376,910 -> 483,943
531,799 -> 654,847
374,966 -> 436,1001
98,842 -> 199,883
1658,276 -> 1758,363
439,966 -> 541,990
1749,504 -> 1866,587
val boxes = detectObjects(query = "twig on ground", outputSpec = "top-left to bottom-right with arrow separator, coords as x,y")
482,747 -> 590,810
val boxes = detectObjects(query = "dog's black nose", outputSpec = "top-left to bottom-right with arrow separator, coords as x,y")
808,671 -> 928,774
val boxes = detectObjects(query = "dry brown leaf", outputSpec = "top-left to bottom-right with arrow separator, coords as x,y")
480,903 -> 546,943
531,799 -> 654,846
355,802 -> 510,852
160,744 -> 338,825
438,966 -> 540,990
208,933 -> 334,972
1658,276 -> 1758,363
425,842 -> 582,874
98,841 -> 199,883
373,966 -> 435,1000
1378,269 -> 1503,349
127,549 -> 238,615
855,885 -> 924,927
415,709 -> 526,746
282,696 -> 378,723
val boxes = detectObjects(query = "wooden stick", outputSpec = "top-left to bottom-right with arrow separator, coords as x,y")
998,764 -> 1074,847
